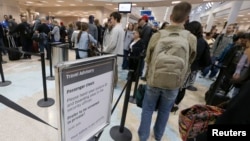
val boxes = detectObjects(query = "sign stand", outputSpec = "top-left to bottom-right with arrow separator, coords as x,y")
55,55 -> 116,141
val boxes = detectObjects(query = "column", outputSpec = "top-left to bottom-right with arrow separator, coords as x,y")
0,0 -> 20,23
226,1 -> 243,24
205,12 -> 215,32
164,6 -> 173,22
121,13 -> 128,29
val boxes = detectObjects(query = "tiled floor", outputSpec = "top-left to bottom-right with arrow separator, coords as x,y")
0,49 -> 213,141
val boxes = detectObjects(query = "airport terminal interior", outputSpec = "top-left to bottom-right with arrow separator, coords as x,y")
1,0 -> 250,141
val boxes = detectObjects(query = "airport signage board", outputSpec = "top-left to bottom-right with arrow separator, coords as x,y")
55,55 -> 116,141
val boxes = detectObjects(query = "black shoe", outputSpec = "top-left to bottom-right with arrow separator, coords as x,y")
186,86 -> 197,91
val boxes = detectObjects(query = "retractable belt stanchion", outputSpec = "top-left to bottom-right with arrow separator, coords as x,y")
110,70 -> 133,141
37,52 -> 55,107
0,52 -> 11,87
46,43 -> 55,80
129,55 -> 143,104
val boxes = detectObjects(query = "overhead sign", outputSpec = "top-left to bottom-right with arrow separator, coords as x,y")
55,55 -> 116,141
148,16 -> 155,21
140,10 -> 152,16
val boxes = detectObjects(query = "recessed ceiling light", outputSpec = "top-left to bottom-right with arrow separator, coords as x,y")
40,0 -> 48,3
172,1 -> 181,4
132,3 -> 137,6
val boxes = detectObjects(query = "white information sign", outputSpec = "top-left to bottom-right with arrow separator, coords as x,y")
55,55 -> 116,141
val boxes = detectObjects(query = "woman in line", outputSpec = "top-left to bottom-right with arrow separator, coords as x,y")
71,21 -> 81,59
123,23 -> 134,70
128,29 -> 145,80
76,22 -> 97,59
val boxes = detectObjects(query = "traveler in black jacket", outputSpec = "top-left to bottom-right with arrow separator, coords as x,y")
172,21 -> 211,112
193,79 -> 250,141
128,29 -> 145,81
11,17 -> 32,59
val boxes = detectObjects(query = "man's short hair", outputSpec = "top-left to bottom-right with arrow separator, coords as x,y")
110,12 -> 121,23
171,1 -> 192,23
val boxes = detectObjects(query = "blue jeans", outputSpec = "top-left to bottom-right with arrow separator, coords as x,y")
122,50 -> 129,69
202,56 -> 219,78
138,86 -> 179,141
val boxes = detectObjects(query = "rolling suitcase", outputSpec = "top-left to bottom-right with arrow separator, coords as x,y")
205,66 -> 231,106
7,35 -> 22,60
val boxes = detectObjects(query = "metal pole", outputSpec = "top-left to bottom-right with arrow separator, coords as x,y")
46,44 -> 55,80
0,51 -> 11,87
37,52 -> 55,107
119,70 -> 133,132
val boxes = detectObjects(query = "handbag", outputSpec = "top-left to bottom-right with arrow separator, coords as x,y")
87,35 -> 98,57
179,104 -> 224,141
135,84 -> 146,108
135,84 -> 158,110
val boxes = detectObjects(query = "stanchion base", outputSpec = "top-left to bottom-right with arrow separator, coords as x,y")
0,80 -> 11,87
46,76 -> 55,81
129,96 -> 136,104
110,126 -> 132,141
37,98 -> 55,107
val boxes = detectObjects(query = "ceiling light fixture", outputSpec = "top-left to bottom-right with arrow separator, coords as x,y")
172,1 -> 181,4
40,0 -> 48,3
132,3 -> 137,6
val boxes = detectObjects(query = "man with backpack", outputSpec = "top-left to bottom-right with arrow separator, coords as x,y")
138,2 -> 197,141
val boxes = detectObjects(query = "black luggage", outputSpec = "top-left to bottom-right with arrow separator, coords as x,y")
7,35 -> 22,60
205,66 -> 231,106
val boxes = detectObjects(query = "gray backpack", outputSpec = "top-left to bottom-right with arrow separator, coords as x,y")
148,30 -> 190,89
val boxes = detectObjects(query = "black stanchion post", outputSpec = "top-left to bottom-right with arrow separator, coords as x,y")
0,52 -> 11,87
37,52 -> 55,107
46,44 -> 55,80
110,71 -> 133,141
129,55 -> 143,104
